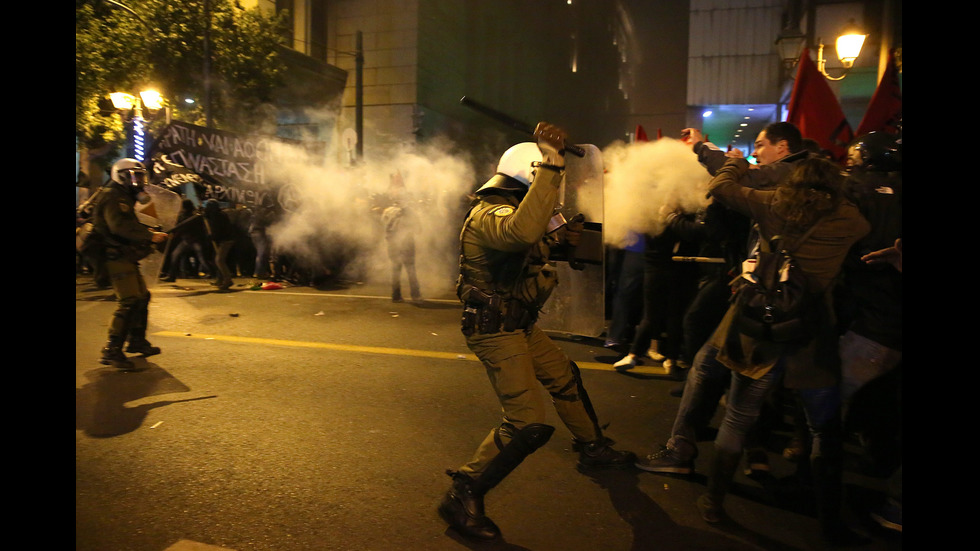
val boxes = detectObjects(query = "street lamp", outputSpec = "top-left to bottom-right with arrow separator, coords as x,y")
109,89 -> 166,162
816,19 -> 867,81
775,19 -> 867,81
775,25 -> 807,71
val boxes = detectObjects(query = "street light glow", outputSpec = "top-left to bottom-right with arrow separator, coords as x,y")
139,90 -> 163,110
109,92 -> 136,110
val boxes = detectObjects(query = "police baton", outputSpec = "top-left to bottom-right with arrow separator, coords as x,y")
459,96 -> 586,157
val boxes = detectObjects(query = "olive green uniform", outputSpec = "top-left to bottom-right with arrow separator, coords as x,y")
89,183 -> 156,348
454,165 -> 604,478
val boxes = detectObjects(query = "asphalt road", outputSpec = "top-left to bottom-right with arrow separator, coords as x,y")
76,275 -> 902,551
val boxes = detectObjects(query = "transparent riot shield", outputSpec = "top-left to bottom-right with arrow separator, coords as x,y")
135,184 -> 183,287
537,144 -> 606,338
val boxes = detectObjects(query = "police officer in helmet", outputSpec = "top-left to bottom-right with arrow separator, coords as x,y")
89,158 -> 169,370
438,123 -> 635,541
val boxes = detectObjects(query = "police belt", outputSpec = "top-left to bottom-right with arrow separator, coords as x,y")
460,287 -> 536,336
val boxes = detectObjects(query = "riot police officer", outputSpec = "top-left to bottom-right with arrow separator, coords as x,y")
89,158 -> 169,370
438,123 -> 635,541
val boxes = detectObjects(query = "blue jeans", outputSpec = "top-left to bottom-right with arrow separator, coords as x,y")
670,343 -> 842,461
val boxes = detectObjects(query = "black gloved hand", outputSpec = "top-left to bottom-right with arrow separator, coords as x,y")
534,122 -> 568,167
564,213 -> 585,247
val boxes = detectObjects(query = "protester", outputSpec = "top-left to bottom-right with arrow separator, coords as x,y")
603,232 -> 645,350
162,199 -> 211,281
660,155 -> 869,545
379,172 -> 422,303
249,195 -> 280,282
636,124 -> 813,474
611,212 -> 700,376
203,199 -> 238,291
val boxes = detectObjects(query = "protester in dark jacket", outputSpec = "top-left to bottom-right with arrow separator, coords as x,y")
204,199 -> 237,290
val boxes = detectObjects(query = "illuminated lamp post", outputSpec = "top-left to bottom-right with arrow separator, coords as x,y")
109,89 -> 165,162
816,19 -> 867,81
775,19 -> 867,82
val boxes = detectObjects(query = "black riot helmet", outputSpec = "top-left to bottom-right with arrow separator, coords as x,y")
846,132 -> 902,172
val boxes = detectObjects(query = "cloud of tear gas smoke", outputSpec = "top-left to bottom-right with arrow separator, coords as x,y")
265,134 -> 476,295
601,138 -> 712,248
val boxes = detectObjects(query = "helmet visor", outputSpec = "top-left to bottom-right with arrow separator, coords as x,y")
125,168 -> 149,188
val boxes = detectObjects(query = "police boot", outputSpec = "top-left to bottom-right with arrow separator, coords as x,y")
126,339 -> 161,357
126,327 -> 161,357
697,449 -> 742,524
100,338 -> 134,370
575,436 -> 637,469
438,471 -> 500,540
439,423 -> 555,540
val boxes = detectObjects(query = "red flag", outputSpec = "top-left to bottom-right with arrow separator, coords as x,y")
786,48 -> 854,161
635,125 -> 648,142
856,50 -> 902,136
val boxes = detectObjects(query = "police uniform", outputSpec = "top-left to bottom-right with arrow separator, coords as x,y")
439,126 -> 635,541
89,162 -> 163,369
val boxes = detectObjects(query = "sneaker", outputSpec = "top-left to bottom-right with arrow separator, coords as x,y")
782,437 -> 806,462
603,340 -> 621,349
697,494 -> 724,524
646,350 -> 666,362
870,498 -> 902,533
665,359 -> 688,381
743,448 -> 771,477
613,355 -> 637,370
576,437 -> 636,469
635,441 -> 696,474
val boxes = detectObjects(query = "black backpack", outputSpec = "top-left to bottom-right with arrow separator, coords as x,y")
731,218 -> 825,343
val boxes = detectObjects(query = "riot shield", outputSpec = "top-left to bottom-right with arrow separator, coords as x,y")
537,144 -> 606,338
135,184 -> 183,287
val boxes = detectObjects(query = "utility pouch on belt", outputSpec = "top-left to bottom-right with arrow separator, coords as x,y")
460,287 -> 503,336
460,287 -> 537,336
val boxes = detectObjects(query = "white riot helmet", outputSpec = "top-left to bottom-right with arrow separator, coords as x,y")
111,158 -> 149,190
475,142 -> 543,196
496,142 -> 542,186
111,158 -> 151,203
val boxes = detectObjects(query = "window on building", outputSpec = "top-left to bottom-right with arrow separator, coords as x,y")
310,0 -> 328,61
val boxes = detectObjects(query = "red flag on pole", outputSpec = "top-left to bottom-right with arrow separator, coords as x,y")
786,48 -> 854,161
856,50 -> 902,136
635,125 -> 648,142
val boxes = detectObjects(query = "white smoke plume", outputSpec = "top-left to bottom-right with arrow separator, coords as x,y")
265,133 -> 476,295
601,137 -> 712,248
254,120 -> 715,293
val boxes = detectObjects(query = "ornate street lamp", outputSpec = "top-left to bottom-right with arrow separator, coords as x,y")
109,90 -> 166,162
817,19 -> 867,81
775,18 -> 867,81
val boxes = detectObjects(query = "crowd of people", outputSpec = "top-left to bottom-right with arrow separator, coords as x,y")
156,195 -> 323,291
438,119 -> 901,546
76,118 -> 901,546
600,122 -> 902,544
